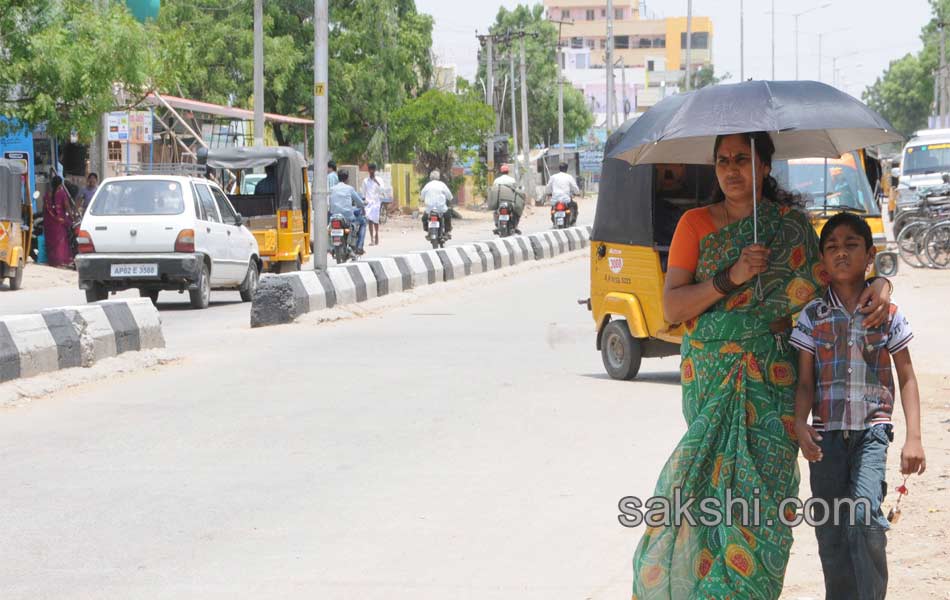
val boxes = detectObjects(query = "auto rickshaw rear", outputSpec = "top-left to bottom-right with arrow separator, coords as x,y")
0,159 -> 33,290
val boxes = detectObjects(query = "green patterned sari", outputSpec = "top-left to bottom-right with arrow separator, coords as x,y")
631,200 -> 824,600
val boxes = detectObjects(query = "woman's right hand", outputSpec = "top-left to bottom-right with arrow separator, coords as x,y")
728,244 -> 770,285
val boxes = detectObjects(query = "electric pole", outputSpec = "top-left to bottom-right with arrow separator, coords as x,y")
550,18 -> 574,158
313,0 -> 329,271
606,0 -> 615,130
942,21 -> 947,127
478,32 -> 497,185
519,34 -> 533,198
685,0 -> 693,91
771,0 -> 775,79
620,57 -> 628,122
740,0 -> 744,82
508,41 -> 520,182
253,0 -> 264,146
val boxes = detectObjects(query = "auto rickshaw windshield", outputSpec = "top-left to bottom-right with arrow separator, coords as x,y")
772,151 -> 880,215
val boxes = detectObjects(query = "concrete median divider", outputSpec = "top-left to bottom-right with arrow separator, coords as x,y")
249,225 -> 592,327
0,298 -> 165,384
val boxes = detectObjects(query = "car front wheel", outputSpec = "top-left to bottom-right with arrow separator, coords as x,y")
239,260 -> 259,302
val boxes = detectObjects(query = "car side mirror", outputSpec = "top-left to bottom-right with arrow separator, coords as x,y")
234,213 -> 244,227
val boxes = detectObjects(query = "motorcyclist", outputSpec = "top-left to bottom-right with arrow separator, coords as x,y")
329,170 -> 367,255
420,169 -> 453,237
545,162 -> 581,225
490,164 -> 524,234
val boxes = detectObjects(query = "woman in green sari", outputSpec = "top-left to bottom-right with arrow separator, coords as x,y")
630,132 -> 892,599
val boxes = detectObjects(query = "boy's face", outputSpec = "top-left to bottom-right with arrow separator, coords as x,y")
821,224 -> 876,283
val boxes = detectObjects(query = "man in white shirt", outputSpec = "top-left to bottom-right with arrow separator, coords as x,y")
420,170 -> 454,235
545,162 -> 581,225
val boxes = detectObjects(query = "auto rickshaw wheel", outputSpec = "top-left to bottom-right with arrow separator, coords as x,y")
9,259 -> 24,290
601,320 -> 642,381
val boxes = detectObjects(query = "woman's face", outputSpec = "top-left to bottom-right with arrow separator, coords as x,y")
714,134 -> 770,204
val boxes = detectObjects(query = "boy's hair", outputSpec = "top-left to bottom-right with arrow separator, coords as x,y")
819,212 -> 873,252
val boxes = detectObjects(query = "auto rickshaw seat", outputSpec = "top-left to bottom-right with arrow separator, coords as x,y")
229,194 -> 277,218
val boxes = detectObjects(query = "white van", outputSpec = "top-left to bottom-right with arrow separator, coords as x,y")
75,175 -> 261,308
899,128 -> 950,191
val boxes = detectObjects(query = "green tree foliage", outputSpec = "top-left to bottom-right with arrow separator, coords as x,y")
0,0 -> 182,140
862,0 -> 950,135
390,89 -> 493,192
680,65 -> 730,90
477,4 -> 593,148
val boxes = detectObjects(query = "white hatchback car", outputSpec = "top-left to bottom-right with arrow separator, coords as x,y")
75,175 -> 261,308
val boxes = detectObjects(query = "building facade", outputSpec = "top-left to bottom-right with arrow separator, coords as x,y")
544,0 -> 714,115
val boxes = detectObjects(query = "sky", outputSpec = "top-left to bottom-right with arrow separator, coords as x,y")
416,0 -> 933,99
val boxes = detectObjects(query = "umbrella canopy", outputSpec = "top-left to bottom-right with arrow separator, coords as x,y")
608,80 -> 903,165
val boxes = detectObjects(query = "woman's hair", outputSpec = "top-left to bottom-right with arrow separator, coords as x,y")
51,175 -> 63,191
710,131 -> 802,207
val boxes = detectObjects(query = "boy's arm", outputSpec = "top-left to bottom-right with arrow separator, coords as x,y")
893,348 -> 926,475
793,349 -> 823,462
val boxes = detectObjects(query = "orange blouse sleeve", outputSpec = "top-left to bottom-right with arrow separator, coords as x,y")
667,207 -> 715,273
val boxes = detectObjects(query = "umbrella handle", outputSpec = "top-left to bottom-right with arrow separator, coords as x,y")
751,136 -> 764,301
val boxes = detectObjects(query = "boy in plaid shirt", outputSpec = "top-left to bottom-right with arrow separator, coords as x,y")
791,213 -> 926,600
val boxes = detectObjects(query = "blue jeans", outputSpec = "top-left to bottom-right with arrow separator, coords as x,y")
809,424 -> 892,600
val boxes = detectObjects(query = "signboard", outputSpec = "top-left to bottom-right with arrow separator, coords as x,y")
579,150 -> 604,173
108,111 -> 152,143
314,82 -> 326,96
3,151 -> 29,174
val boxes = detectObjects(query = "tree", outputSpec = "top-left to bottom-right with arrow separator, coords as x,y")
154,0 -> 433,162
680,65 -> 730,90
390,89 -> 493,193
477,4 -> 593,148
861,0 -> 949,135
0,0 -> 182,141
864,54 -> 933,136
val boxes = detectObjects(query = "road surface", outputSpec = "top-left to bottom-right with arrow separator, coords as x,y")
0,254 -> 683,599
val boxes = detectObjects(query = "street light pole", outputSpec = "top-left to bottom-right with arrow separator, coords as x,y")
313,0 -> 329,271
606,0 -> 615,130
508,43 -> 520,182
486,35 -> 495,182
557,44 -> 565,158
685,0 -> 693,91
519,35 -> 532,196
253,0 -> 264,146
794,14 -> 800,80
770,0 -> 775,79
740,0 -> 744,82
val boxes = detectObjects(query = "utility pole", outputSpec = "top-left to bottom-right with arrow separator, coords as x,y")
740,0 -> 744,82
818,33 -> 823,82
313,0 -> 329,271
478,33 -> 497,185
767,5 -> 777,80
519,34 -> 533,198
794,14 -> 800,79
619,57 -> 628,122
942,22 -> 947,127
253,0 -> 264,146
550,18 -> 573,158
685,0 -> 693,91
606,0 -> 615,130
508,42 -> 520,182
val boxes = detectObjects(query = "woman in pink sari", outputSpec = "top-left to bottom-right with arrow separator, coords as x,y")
44,176 -> 74,267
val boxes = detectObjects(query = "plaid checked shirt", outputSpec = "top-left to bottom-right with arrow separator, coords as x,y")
790,287 -> 913,431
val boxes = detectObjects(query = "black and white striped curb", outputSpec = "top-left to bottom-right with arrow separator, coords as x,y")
250,226 -> 591,327
0,298 -> 165,384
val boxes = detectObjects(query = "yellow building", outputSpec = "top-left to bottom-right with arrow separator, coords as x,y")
544,1 -> 713,91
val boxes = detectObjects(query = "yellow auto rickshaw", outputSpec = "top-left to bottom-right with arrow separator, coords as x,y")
0,158 -> 33,290
198,146 -> 312,273
773,150 -> 895,275
589,151 -> 719,379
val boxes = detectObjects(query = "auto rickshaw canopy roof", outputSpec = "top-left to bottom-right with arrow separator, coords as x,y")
197,146 -> 307,210
0,158 -> 27,224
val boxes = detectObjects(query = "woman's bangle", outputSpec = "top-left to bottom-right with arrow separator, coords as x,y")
713,267 -> 740,295
867,276 -> 894,295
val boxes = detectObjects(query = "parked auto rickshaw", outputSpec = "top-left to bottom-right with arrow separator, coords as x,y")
773,150 -> 894,274
590,135 -> 720,379
0,158 -> 34,290
198,146 -> 311,273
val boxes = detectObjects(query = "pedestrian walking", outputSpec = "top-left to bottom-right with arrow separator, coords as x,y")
43,175 -> 74,267
792,212 -> 925,600
78,172 -> 98,215
327,160 -> 339,189
362,162 -> 383,246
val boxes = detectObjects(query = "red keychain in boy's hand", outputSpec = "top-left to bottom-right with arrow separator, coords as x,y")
887,476 -> 910,524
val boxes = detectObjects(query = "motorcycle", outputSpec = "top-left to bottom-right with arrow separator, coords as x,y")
328,213 -> 358,263
493,200 -> 515,237
550,201 -> 571,229
425,211 -> 448,249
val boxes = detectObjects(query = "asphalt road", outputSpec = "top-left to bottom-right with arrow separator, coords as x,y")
0,255 -> 684,599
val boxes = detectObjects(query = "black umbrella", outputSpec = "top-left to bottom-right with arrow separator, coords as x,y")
608,80 -> 903,165
606,80 -> 903,243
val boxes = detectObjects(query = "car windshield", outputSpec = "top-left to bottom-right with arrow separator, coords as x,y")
241,174 -> 266,195
773,152 -> 878,215
902,142 -> 950,175
89,179 -> 185,216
